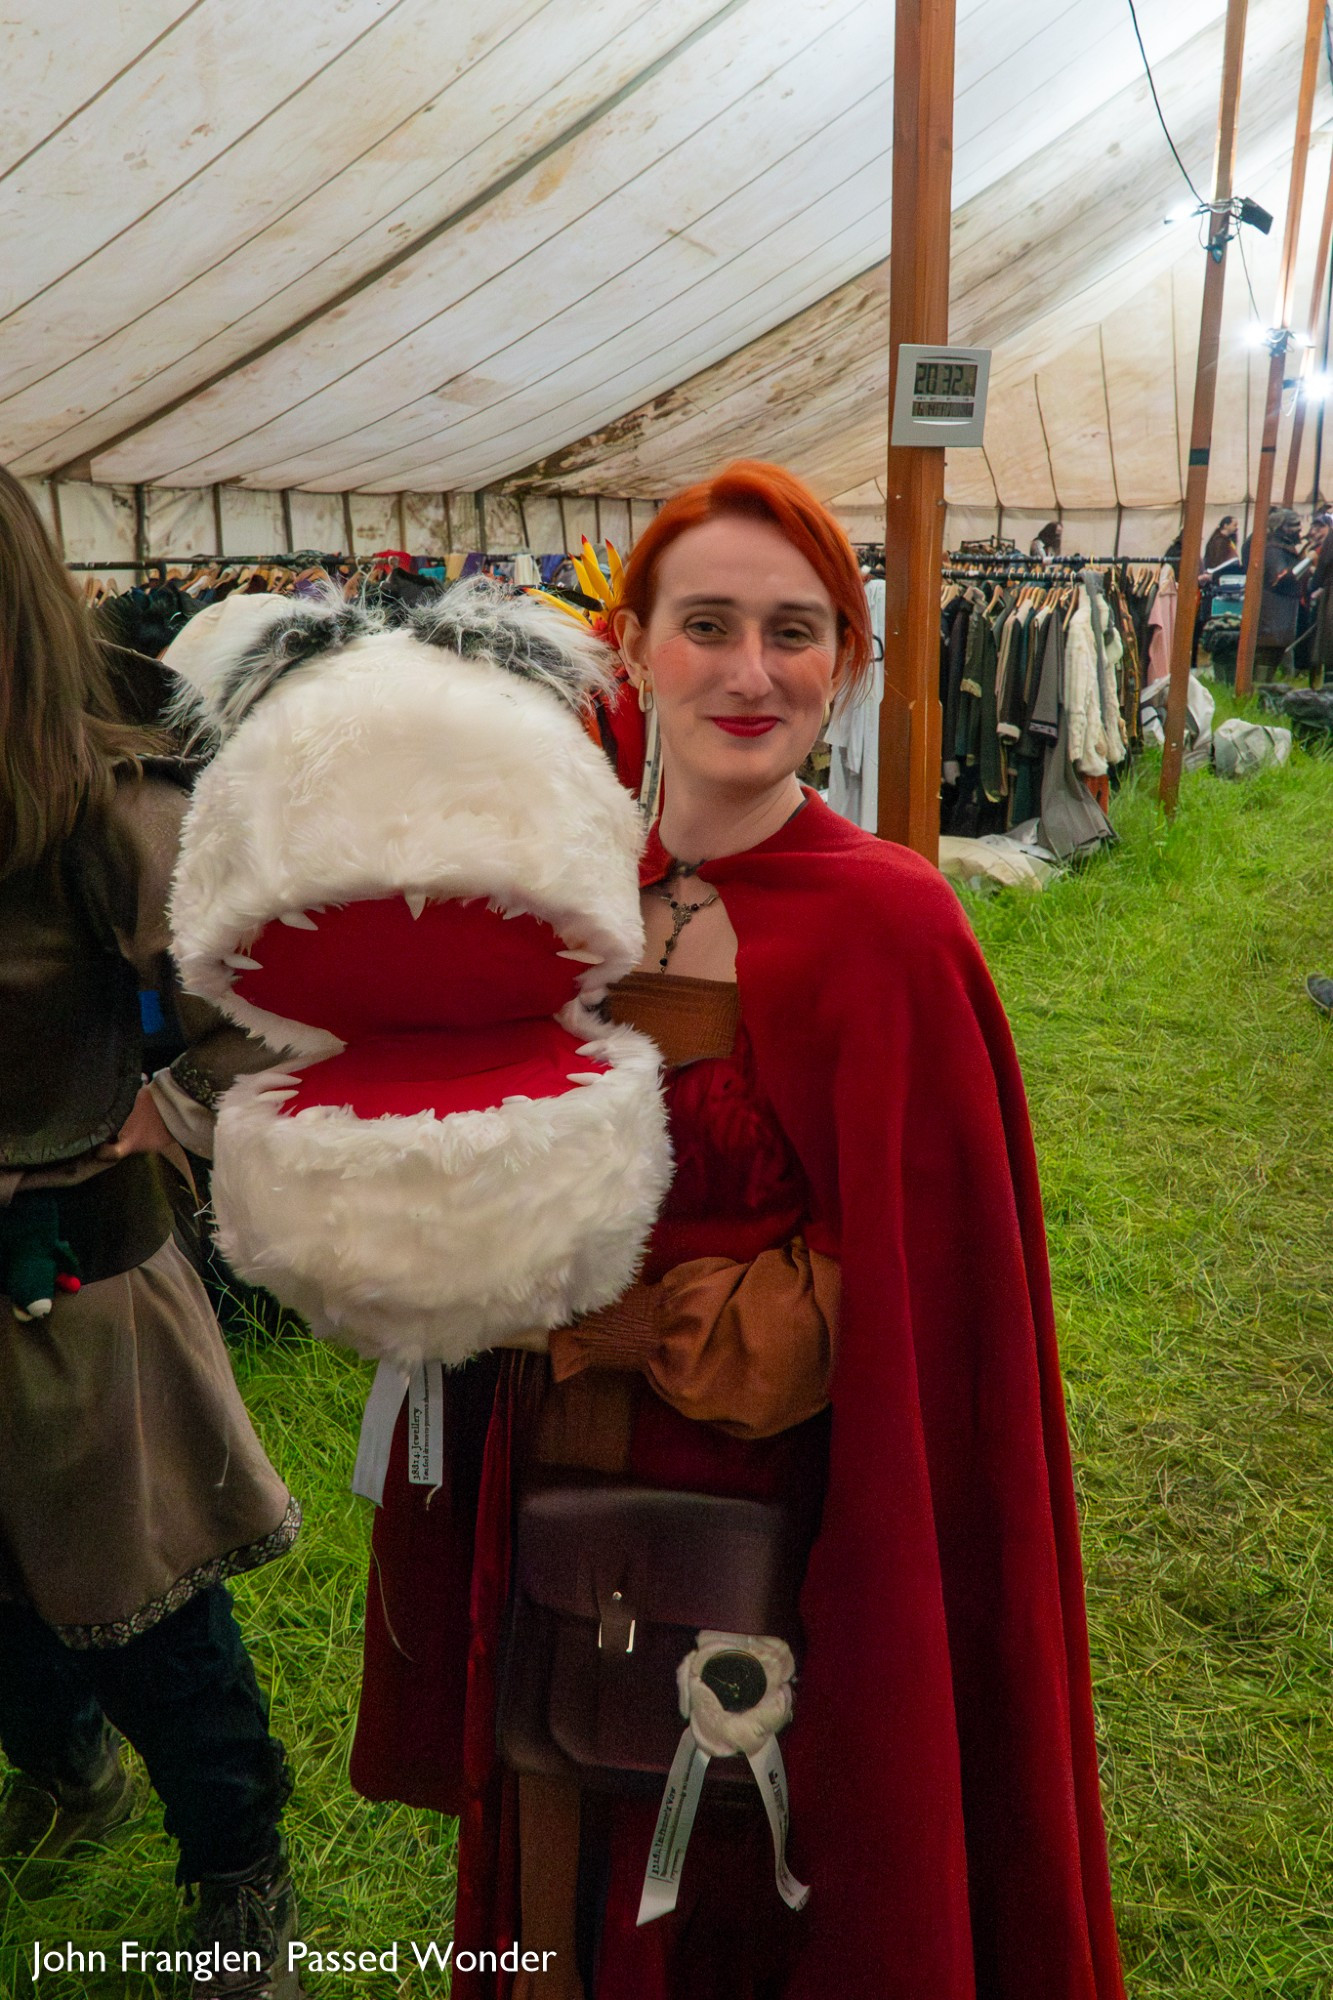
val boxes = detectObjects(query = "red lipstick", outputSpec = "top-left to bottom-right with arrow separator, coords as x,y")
710,716 -> 779,736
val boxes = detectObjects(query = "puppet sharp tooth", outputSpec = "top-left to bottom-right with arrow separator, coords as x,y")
500,906 -> 525,920
502,1094 -> 531,1105
223,951 -> 261,971
568,1071 -> 605,1084
405,892 -> 427,921
575,1043 -> 602,1057
279,909 -> 319,931
557,948 -> 603,965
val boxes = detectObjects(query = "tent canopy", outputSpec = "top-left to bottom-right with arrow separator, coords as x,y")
2,0 -> 1327,555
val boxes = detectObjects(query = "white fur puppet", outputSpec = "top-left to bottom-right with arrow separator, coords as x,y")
164,582 -> 671,1375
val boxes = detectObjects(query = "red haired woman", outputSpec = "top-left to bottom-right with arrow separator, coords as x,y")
352,463 -> 1124,2000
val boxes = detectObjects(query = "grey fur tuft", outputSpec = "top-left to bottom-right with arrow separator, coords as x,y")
215,600 -> 380,734
409,577 -> 615,710
169,576 -> 613,754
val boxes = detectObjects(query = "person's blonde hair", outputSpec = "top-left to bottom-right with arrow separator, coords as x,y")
0,465 -> 161,877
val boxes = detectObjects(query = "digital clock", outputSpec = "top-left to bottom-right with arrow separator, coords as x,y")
890,344 -> 991,448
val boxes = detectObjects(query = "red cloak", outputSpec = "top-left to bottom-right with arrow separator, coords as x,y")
351,788 -> 1124,2000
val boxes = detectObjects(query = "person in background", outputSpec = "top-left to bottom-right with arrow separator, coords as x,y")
1194,516 -> 1241,667
0,467 -> 302,2000
1303,513 -> 1333,689
1029,520 -> 1061,562
1241,507 -> 1305,681
1204,515 -> 1239,572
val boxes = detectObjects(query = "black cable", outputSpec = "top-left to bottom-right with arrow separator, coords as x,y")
1235,224 -> 1263,324
1126,0 -> 1207,206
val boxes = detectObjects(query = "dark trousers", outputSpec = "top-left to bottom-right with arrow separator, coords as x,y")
0,1584 -> 290,1881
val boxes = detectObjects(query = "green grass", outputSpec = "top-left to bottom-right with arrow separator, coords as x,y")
965,716 -> 1333,1998
3,712 -> 1332,1997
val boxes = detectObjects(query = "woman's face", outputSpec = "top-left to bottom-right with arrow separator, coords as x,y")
616,514 -> 838,799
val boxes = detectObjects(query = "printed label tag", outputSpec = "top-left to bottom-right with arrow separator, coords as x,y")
406,1361 -> 444,1488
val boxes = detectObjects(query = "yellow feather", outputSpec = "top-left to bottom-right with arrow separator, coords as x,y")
530,588 -> 592,627
580,537 -> 613,607
606,539 -> 626,597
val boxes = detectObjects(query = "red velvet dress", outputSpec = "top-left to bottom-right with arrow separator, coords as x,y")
575,1013 -> 830,1998
352,998 -> 830,2000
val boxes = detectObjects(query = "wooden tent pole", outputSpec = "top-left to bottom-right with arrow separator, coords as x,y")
878,0 -> 956,858
1159,0 -> 1250,815
1281,142 -> 1333,507
1235,0 -> 1325,698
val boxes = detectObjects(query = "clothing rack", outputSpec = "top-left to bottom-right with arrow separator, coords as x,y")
66,555 -> 350,571
942,558 -> 1113,587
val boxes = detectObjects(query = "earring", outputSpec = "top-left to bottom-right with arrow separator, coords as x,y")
637,677 -> 655,715
822,696 -> 833,728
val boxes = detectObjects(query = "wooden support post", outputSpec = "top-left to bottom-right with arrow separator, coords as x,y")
878,0 -> 955,859
1281,142 -> 1333,506
1159,0 -> 1249,815
1235,0 -> 1324,697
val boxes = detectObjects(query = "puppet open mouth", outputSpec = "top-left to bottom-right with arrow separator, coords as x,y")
227,894 -> 610,1120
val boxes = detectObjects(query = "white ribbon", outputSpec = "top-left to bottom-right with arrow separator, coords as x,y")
350,1359 -> 444,1502
637,1632 -> 809,1926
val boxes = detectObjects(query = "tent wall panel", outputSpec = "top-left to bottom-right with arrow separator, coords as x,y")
290,491 -> 347,553
348,493 -> 398,555
144,486 -> 215,558
563,497 -> 600,549
599,498 -> 631,552
402,493 -> 451,556
520,496 -> 566,554
58,482 -> 137,566
20,478 -> 59,545
628,499 -> 661,543
944,504 -> 1003,546
480,493 -> 526,553
219,487 -> 285,556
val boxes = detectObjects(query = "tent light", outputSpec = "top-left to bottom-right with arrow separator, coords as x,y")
1303,373 -> 1333,402
1244,322 -> 1273,347
1164,200 -> 1197,226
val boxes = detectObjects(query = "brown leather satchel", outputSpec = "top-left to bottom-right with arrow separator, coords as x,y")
496,1483 -> 808,1796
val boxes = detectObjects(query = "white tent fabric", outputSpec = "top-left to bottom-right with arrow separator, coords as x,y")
2,0 -> 1328,553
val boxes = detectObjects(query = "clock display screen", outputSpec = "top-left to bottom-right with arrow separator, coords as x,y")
911,359 -> 979,420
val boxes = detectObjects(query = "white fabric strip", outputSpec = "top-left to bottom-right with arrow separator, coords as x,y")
406,1359 -> 445,1488
350,1359 -> 410,1503
747,1735 -> 810,1911
636,1727 -> 710,1926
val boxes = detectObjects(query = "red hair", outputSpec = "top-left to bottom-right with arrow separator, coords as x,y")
612,461 -> 873,695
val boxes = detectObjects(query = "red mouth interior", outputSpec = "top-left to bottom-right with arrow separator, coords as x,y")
233,895 -> 608,1119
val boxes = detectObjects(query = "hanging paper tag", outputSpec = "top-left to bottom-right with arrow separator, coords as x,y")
350,1361 -> 410,1504
747,1734 -> 810,1911
406,1361 -> 444,1488
636,1727 -> 710,1926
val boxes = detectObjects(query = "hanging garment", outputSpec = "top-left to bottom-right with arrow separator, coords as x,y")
1039,647 -> 1116,861
1146,567 -> 1177,680
1065,583 -> 1127,778
825,580 -> 884,832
